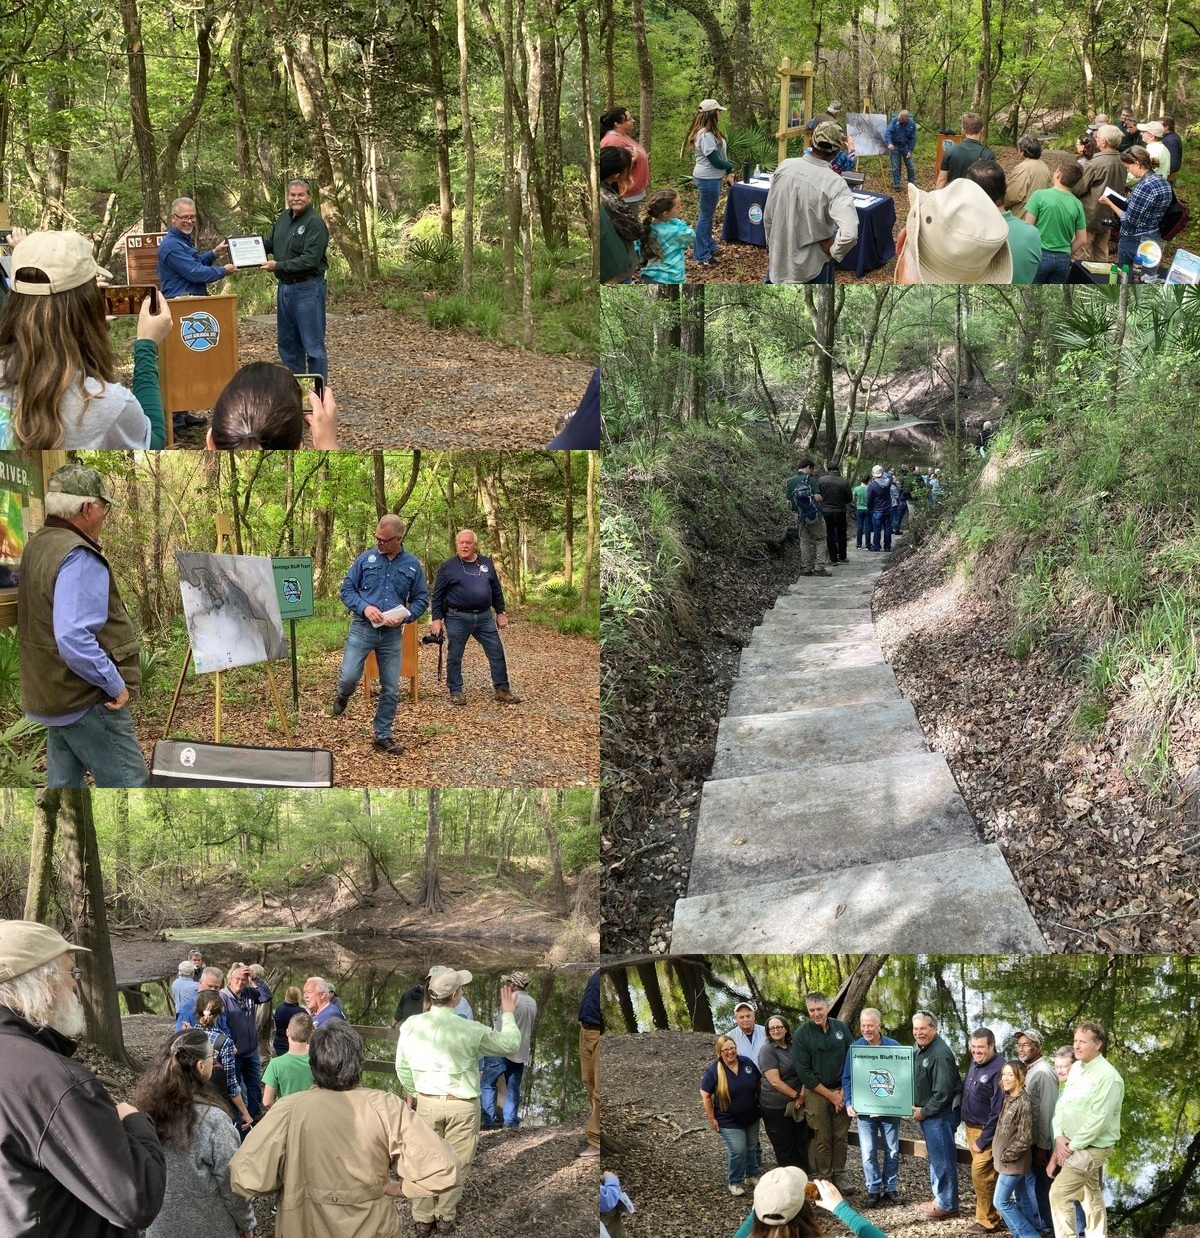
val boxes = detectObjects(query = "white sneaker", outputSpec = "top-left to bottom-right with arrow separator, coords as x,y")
729,1184 -> 746,1197
744,1176 -> 759,1186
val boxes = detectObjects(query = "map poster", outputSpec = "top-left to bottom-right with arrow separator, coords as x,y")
849,1043 -> 914,1117
271,556 -> 315,620
176,551 -> 287,674
847,114 -> 889,157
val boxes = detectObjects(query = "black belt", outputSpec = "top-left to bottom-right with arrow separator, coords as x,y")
580,1021 -> 602,1031
278,273 -> 324,286
447,606 -> 489,614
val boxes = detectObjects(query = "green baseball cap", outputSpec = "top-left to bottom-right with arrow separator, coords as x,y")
812,120 -> 846,151
46,462 -> 118,508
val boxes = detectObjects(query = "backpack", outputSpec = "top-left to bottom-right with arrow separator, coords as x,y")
1162,195 -> 1190,242
791,483 -> 821,526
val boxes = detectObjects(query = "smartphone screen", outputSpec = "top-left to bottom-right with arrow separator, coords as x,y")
150,286 -> 159,314
103,285 -> 154,316
296,373 -> 324,400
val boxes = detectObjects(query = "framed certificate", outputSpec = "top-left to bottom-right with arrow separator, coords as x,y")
228,235 -> 268,267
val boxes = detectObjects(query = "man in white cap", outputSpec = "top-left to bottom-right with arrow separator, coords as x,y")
730,1000 -> 768,1059
395,968 -> 520,1235
479,969 -> 539,1130
17,461 -> 149,787
0,920 -> 167,1235
894,179 -> 1013,283
764,120 -> 860,283
1137,121 -> 1171,178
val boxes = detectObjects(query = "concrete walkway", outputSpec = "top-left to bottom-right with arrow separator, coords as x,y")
671,540 -> 1046,954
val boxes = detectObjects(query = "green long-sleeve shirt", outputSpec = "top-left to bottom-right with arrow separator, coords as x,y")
791,1017 -> 851,1089
1052,1054 -> 1123,1148
263,204 -> 329,280
395,1004 -> 520,1100
913,1034 -> 962,1118
734,1199 -> 888,1238
131,339 -> 166,449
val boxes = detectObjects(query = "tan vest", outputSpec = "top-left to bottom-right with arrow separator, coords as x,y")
17,523 -> 141,716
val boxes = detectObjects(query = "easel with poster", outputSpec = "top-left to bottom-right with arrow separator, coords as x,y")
776,58 -> 816,166
847,99 -> 890,187
163,514 -> 294,745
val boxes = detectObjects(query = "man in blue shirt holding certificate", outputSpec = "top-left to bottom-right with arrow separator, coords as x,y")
156,197 -> 234,298
330,514 -> 428,755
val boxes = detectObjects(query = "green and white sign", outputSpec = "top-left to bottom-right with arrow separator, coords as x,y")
849,1044 -> 914,1117
271,556 -> 315,620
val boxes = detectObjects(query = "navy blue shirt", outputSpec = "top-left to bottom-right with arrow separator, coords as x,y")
157,226 -> 227,298
549,368 -> 600,449
431,553 -> 505,619
867,478 -> 892,513
579,970 -> 602,1027
272,1000 -> 305,1057
219,978 -> 272,1057
701,1055 -> 762,1128
885,115 -> 917,153
339,547 -> 429,623
961,1052 -> 1005,1146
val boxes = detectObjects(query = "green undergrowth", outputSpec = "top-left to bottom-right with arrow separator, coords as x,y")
950,354 -> 1200,788
601,421 -> 797,737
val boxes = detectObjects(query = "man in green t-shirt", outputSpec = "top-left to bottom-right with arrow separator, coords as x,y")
1024,163 -> 1089,284
261,1010 -> 315,1106
852,473 -> 871,549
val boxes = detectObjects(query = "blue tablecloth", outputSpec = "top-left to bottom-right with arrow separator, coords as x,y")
721,179 -> 897,277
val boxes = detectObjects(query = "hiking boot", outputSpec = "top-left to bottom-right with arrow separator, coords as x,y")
833,1175 -> 855,1193
814,568 -> 833,577
494,689 -> 523,704
414,1225 -> 435,1237
865,1195 -> 881,1209
372,737 -> 403,755
329,693 -> 349,717
885,1191 -> 905,1205
435,1222 -> 457,1235
448,693 -> 467,706
577,1143 -> 600,1158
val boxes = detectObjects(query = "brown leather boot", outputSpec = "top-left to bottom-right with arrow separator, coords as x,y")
494,689 -> 523,704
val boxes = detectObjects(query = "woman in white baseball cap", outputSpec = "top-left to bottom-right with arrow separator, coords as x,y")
0,230 -> 174,449
683,98 -> 735,267
734,1168 -> 889,1238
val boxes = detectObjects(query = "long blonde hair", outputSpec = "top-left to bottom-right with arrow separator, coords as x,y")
682,108 -> 725,159
713,1034 -> 738,1110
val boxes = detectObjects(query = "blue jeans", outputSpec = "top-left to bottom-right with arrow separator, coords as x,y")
921,1109 -> 960,1212
694,177 -> 723,262
855,509 -> 870,547
276,277 -> 328,381
1032,249 -> 1072,283
238,1050 -> 264,1117
45,703 -> 148,788
336,618 -> 403,741
445,610 -> 510,694
858,1116 -> 901,1194
870,508 -> 892,551
994,1172 -> 1042,1238
890,148 -> 917,187
718,1122 -> 761,1186
479,1056 -> 525,1128
892,505 -> 904,533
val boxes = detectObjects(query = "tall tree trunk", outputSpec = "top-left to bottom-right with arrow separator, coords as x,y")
362,788 -> 379,891
423,0 -> 454,239
118,0 -> 161,228
631,0 -> 653,158
418,789 -> 445,912
39,53 -> 73,231
457,0 -> 477,292
579,0 -> 599,278
24,789 -> 60,922
158,6 -> 228,204
537,791 -> 568,915
678,284 -> 705,423
636,962 -> 670,1029
560,452 -> 574,585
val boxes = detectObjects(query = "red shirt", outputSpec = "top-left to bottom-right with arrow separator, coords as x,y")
600,129 -> 651,199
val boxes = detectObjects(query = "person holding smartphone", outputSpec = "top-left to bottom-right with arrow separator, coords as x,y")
0,231 -> 173,448
207,361 -> 338,449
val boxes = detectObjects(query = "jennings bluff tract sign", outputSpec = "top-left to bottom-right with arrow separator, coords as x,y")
849,1043 -> 915,1117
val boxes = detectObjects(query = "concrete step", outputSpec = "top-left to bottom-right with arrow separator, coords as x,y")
750,618 -> 876,645
688,752 -> 979,892
761,604 -> 873,622
712,698 -> 926,780
671,844 -> 1047,953
726,663 -> 900,717
738,639 -> 887,676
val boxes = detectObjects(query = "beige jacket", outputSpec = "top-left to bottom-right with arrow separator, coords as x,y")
230,1086 -> 460,1238
1004,158 -> 1053,217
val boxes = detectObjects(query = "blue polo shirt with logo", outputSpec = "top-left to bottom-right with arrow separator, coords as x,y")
339,547 -> 429,623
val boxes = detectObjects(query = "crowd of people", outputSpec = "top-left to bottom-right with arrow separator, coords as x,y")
0,920 -> 602,1237
695,993 -> 1125,1238
14,458 -> 523,785
786,458 -> 941,572
597,97 -> 1186,286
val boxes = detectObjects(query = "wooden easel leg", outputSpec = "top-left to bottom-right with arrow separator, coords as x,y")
214,670 -> 222,744
164,649 -> 194,736
264,663 -> 295,747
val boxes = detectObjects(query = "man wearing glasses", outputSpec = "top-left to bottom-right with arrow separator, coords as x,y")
17,463 -> 149,787
330,514 -> 429,755
156,197 -> 235,299
0,920 -> 167,1235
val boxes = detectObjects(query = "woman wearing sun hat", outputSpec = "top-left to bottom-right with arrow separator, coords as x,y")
683,98 -> 736,265
0,230 -> 173,448
733,1168 -> 890,1238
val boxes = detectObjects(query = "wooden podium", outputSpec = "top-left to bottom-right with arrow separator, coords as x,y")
157,295 -> 240,443
362,622 -> 422,706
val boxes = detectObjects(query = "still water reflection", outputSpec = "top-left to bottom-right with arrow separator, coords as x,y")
122,938 -> 592,1129
605,955 -> 1200,1229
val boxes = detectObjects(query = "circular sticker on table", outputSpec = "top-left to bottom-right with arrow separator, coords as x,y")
1135,240 -> 1162,268
748,204 -> 763,224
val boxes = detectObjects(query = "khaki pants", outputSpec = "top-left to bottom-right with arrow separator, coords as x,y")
799,516 -> 829,572
804,1089 -> 849,1177
580,1026 -> 601,1148
412,1094 -> 480,1223
1050,1146 -> 1112,1238
1088,228 -> 1111,262
966,1123 -> 1000,1227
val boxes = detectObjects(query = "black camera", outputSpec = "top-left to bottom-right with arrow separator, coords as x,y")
421,631 -> 445,646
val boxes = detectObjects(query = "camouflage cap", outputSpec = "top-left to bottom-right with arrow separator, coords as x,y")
505,970 -> 531,990
812,120 -> 846,152
46,462 -> 118,508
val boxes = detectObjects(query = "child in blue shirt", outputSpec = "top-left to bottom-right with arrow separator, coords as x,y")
640,189 -> 696,284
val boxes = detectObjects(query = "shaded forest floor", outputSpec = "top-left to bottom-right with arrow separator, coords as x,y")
135,620 -> 599,788
656,144 -> 1187,286
78,1017 -> 595,1238
156,281 -> 593,450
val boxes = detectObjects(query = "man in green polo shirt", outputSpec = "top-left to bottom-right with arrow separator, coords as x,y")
1024,163 -> 1089,283
1048,1020 -> 1123,1238
791,991 -> 853,1189
936,113 -> 994,187
395,968 -> 519,1236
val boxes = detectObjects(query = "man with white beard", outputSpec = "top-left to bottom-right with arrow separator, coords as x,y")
0,920 -> 167,1237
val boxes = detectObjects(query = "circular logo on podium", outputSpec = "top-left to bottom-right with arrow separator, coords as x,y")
179,746 -> 197,768
180,312 -> 220,352
748,204 -> 763,224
